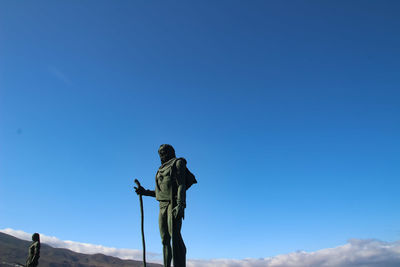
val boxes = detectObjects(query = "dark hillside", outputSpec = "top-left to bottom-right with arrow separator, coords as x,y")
0,232 -> 161,267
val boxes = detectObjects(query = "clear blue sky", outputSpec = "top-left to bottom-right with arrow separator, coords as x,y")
1,0 -> 399,260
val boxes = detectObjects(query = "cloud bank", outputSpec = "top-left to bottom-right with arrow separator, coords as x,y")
2,228 -> 400,266
187,239 -> 400,267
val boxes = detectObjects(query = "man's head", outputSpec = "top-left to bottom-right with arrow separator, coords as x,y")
32,233 -> 40,242
158,144 -> 176,164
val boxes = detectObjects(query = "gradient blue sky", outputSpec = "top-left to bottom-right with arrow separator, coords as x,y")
1,0 -> 399,261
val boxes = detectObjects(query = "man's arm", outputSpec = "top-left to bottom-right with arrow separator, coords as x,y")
174,159 -> 186,219
134,182 -> 156,197
26,244 -> 34,265
141,189 -> 156,197
32,243 -> 40,263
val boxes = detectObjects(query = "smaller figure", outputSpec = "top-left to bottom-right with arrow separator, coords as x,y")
26,233 -> 40,267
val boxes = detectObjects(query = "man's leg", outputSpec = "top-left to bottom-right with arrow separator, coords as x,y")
167,205 -> 186,267
159,203 -> 172,267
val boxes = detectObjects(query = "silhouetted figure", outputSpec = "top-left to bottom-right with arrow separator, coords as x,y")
134,144 -> 196,267
26,233 -> 40,267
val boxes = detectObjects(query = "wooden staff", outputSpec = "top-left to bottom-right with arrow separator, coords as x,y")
134,179 -> 147,267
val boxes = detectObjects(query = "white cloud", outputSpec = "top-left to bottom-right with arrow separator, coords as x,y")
187,239 -> 400,267
2,228 -> 400,266
48,65 -> 71,85
0,228 -> 159,261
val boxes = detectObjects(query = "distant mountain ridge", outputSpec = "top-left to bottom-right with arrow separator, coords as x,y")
0,232 -> 161,267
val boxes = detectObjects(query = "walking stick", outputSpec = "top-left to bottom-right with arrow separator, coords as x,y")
134,179 -> 147,267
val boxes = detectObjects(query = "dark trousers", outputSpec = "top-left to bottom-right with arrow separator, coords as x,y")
159,201 -> 186,267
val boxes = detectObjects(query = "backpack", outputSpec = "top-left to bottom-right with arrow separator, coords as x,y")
173,158 -> 197,190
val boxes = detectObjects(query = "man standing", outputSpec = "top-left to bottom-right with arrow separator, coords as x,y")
26,233 -> 40,267
134,144 -> 196,267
